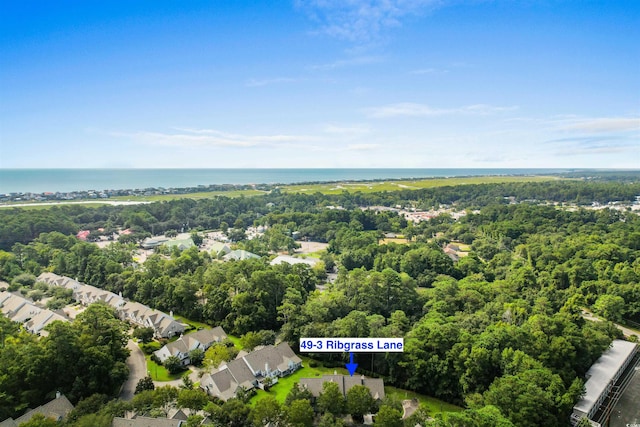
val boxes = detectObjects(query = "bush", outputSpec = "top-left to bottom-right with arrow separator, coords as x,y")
150,353 -> 162,365
164,355 -> 184,374
141,342 -> 162,355
133,327 -> 155,343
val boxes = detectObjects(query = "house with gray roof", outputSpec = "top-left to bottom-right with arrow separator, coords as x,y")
200,342 -> 301,401
37,273 -> 184,338
299,374 -> 385,401
200,357 -> 257,401
242,343 -> 302,379
0,293 -> 29,318
0,291 -> 69,336
112,416 -> 184,427
1,393 -> 74,427
154,327 -> 227,365
24,310 -> 68,336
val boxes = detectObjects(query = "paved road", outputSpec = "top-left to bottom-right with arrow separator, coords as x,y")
581,309 -> 640,339
120,339 -> 147,400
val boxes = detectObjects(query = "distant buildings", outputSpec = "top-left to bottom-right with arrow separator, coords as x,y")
269,254 -> 320,267
222,250 -> 260,261
200,342 -> 302,401
37,273 -> 185,338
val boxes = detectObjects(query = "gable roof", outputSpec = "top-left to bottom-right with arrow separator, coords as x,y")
242,343 -> 302,375
223,250 -> 260,261
201,357 -> 256,401
209,242 -> 232,255
186,327 -> 227,346
13,394 -> 74,425
269,255 -> 320,267
112,416 -> 183,427
299,374 -> 385,400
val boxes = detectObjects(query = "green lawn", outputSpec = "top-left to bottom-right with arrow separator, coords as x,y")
384,386 -> 462,414
249,356 -> 462,415
144,354 -> 184,381
173,315 -> 211,330
281,175 -> 558,195
249,356 -> 349,406
226,334 -> 243,349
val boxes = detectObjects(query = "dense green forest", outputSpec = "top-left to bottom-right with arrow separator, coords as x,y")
1,179 -> 639,426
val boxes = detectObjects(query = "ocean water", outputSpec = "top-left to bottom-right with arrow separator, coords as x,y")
0,168 -> 568,194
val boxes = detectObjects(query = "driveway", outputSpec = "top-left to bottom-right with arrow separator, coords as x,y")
120,339 -> 147,400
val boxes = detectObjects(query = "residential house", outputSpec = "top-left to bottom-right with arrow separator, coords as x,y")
0,291 -> 68,336
0,292 -> 29,318
222,250 -> 260,261
37,273 -> 185,338
141,237 -> 169,250
24,310 -> 68,336
0,393 -> 74,427
164,238 -> 195,251
200,357 -> 257,401
200,342 -> 302,401
242,342 -> 303,379
299,374 -> 385,401
209,242 -> 231,258
112,417 -> 184,427
154,327 -> 227,365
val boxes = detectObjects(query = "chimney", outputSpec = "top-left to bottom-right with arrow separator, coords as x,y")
265,362 -> 269,376
170,310 -> 173,317
56,391 -> 61,399
361,375 -> 365,384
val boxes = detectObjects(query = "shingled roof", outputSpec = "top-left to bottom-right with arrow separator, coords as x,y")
299,374 -> 385,400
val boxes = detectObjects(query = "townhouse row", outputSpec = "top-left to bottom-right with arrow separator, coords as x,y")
0,290 -> 68,336
37,272 -> 185,338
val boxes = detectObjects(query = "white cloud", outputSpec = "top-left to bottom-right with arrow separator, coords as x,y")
367,102 -> 517,118
295,0 -> 441,42
409,67 -> 448,75
346,143 -> 380,151
309,55 -> 383,70
323,124 -> 371,135
245,77 -> 302,87
558,117 -> 639,133
117,128 -> 310,148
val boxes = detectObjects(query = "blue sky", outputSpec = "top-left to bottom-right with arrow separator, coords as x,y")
1,0 -> 638,168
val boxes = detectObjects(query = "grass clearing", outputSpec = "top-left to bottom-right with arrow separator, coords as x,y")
173,315 -> 211,331
144,354 -> 184,382
380,237 -> 411,245
385,386 -> 463,414
281,175 -> 558,195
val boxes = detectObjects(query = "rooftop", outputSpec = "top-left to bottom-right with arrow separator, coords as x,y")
574,339 -> 638,415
